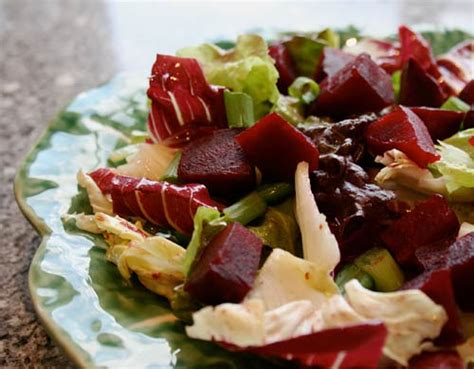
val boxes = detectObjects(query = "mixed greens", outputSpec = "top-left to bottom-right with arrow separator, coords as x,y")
68,25 -> 474,368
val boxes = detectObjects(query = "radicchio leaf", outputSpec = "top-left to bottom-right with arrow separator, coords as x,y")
437,40 -> 474,95
228,322 -> 388,369
89,168 -> 224,235
147,55 -> 227,147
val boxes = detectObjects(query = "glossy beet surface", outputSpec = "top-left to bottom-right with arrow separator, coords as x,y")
312,53 -> 394,118
381,195 -> 459,268
269,42 -> 297,92
184,222 -> 263,305
365,105 -> 440,167
399,58 -> 446,107
459,79 -> 474,105
411,107 -> 465,141
314,47 -> 355,82
178,129 -> 256,198
235,113 -> 319,181
404,269 -> 464,346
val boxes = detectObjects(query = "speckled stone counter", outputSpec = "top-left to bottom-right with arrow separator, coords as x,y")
1,1 -> 115,367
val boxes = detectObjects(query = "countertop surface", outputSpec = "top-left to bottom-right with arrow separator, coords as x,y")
1,0 -> 472,368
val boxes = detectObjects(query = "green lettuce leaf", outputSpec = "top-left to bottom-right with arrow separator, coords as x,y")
429,129 -> 474,193
271,95 -> 304,125
284,28 -> 340,77
177,34 -> 279,119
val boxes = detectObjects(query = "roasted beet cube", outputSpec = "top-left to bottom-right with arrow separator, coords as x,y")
311,53 -> 394,118
464,109 -> 474,129
404,269 -> 464,346
235,113 -> 319,181
365,106 -> 440,168
459,79 -> 474,105
408,350 -> 464,369
381,195 -> 460,268
399,58 -> 446,108
184,222 -> 263,305
269,42 -> 297,92
314,47 -> 355,82
178,129 -> 256,197
411,107 -> 465,141
444,232 -> 474,311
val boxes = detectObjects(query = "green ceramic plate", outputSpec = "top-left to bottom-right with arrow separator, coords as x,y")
14,29 -> 472,369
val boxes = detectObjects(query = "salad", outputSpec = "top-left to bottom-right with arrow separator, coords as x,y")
66,25 -> 474,368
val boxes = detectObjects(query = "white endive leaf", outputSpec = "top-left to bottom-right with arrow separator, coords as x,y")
115,142 -> 177,181
295,161 -> 340,272
345,279 -> 447,366
246,248 -> 338,310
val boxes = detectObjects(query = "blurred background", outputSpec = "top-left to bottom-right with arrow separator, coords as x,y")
0,0 -> 472,368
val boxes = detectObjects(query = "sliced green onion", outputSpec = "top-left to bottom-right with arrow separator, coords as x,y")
336,263 -> 375,293
288,77 -> 320,105
441,96 -> 470,112
354,248 -> 405,292
160,152 -> 182,183
223,192 -> 267,225
391,70 -> 401,102
257,183 -> 294,204
224,91 -> 255,128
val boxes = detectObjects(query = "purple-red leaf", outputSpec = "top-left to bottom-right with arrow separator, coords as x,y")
408,350 -> 464,369
89,168 -> 223,235
314,47 -> 355,82
438,41 -> 474,95
147,55 -> 227,147
269,42 -> 297,92
226,322 -> 387,369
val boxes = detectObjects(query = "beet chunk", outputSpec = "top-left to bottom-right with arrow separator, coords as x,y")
463,109 -> 474,129
408,350 -> 464,369
311,53 -> 394,118
444,232 -> 474,311
178,129 -> 255,197
314,47 -> 355,82
365,105 -> 440,168
269,42 -> 297,92
235,113 -> 319,181
411,107 -> 465,141
381,195 -> 460,268
403,269 -> 464,346
399,58 -> 446,107
184,222 -> 263,305
459,79 -> 474,105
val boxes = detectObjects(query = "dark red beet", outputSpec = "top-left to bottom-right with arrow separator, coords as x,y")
444,232 -> 474,311
408,350 -> 464,369
411,107 -> 465,141
399,25 -> 441,79
314,47 -> 356,82
269,42 -> 297,92
311,53 -> 394,118
459,79 -> 474,105
399,58 -> 446,107
403,269 -> 464,346
184,222 -> 262,305
381,195 -> 460,268
226,322 -> 387,369
365,105 -> 440,168
235,113 -> 319,181
438,41 -> 474,95
178,129 -> 256,197
463,109 -> 474,129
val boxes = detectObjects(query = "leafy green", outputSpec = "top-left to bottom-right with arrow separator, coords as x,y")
160,152 -> 182,184
284,28 -> 339,77
271,95 -> 304,125
392,70 -> 401,102
224,91 -> 255,128
223,192 -> 267,225
177,34 -> 279,119
441,96 -> 470,112
248,202 -> 300,255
